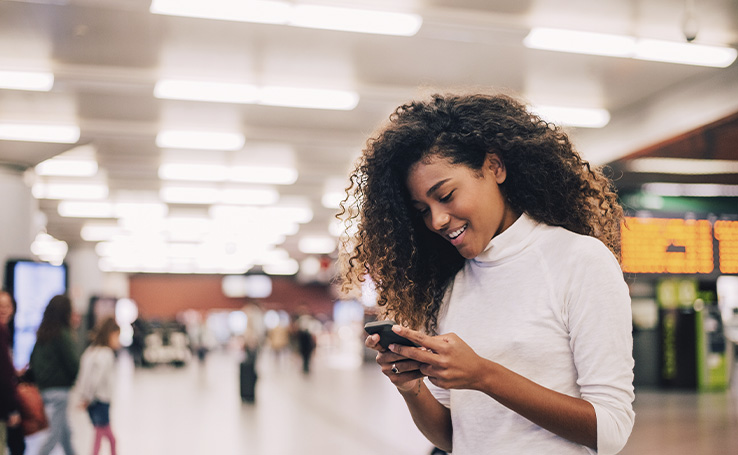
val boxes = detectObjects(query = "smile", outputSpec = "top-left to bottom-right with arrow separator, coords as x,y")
447,224 -> 467,240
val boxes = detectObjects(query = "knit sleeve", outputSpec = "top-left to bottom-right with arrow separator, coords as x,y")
565,240 -> 635,455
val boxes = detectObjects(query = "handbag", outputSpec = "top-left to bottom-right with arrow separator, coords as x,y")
15,382 -> 49,436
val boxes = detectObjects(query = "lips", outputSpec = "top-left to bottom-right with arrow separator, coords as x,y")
447,224 -> 467,240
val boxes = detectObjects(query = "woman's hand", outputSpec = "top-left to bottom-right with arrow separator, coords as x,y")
8,411 -> 21,427
365,332 -> 425,392
388,326 -> 487,391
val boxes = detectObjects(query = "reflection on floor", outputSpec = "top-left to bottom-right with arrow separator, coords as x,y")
23,348 -> 738,455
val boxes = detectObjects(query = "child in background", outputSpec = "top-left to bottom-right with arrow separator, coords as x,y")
77,317 -> 120,455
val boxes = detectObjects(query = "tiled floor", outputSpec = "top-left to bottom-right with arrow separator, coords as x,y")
23,348 -> 738,455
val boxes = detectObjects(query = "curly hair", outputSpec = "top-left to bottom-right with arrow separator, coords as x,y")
339,93 -> 623,333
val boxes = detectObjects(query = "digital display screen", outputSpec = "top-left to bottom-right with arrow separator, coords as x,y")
5,260 -> 67,370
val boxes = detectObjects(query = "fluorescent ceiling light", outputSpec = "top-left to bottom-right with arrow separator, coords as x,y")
150,0 -> 422,36
0,70 -> 54,92
58,201 -> 116,218
321,177 -> 350,208
156,80 -> 359,111
35,158 -> 98,177
160,185 -> 220,204
260,86 -> 359,110
31,233 -> 67,266
524,28 -> 737,68
642,182 -> 738,197
220,187 -> 279,205
156,130 -> 245,151
626,158 -> 738,174
289,5 -> 422,36
0,123 -> 80,143
151,0 -> 289,24
530,105 -> 610,128
115,202 -> 169,219
35,144 -> 98,177
159,163 -> 229,181
635,39 -> 737,67
229,165 -> 298,185
298,235 -> 336,254
154,80 -> 259,104
32,182 -> 108,200
160,185 -> 278,205
263,258 -> 299,276
524,28 -> 635,57
80,223 -> 121,242
269,200 -> 313,224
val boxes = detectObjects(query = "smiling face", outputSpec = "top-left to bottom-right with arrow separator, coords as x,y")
406,153 -> 519,259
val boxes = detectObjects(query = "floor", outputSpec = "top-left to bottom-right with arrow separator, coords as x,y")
23,347 -> 738,455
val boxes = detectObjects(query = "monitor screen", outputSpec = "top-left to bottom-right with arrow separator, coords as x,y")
4,260 -> 68,370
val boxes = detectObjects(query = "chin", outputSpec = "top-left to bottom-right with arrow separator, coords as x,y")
457,246 -> 480,260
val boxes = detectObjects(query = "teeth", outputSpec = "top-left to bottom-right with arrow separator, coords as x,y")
448,224 -> 467,239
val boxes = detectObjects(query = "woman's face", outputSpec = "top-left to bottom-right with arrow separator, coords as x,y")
406,153 -> 518,259
0,293 -> 13,325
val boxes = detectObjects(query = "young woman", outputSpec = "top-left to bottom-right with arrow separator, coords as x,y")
341,93 -> 635,455
77,317 -> 120,455
30,295 -> 79,455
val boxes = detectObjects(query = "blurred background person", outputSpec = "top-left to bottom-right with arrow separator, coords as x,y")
29,295 -> 79,455
293,313 -> 317,375
1,291 -> 21,455
0,291 -> 24,455
77,317 -> 120,455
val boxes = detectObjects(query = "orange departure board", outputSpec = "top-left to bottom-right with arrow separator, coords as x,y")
621,217 -> 714,274
715,220 -> 738,274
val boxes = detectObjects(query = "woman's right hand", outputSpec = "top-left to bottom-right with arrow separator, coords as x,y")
365,333 -> 425,392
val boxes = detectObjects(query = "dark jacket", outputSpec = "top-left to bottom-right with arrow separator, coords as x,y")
29,328 -> 79,390
0,324 -> 19,419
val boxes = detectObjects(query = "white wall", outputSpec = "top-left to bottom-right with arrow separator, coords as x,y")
0,166 -> 35,280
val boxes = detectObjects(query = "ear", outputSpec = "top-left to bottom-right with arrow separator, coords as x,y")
485,153 -> 507,184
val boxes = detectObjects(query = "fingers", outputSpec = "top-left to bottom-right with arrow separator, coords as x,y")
376,349 -> 414,365
383,358 -> 424,375
365,334 -> 386,352
392,325 -> 442,353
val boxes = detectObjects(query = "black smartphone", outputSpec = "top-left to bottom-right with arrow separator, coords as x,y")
364,320 -> 420,349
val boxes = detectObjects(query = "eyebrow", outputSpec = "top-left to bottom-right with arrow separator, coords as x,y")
426,178 -> 451,197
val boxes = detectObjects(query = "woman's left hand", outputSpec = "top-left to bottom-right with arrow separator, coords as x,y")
388,326 -> 488,390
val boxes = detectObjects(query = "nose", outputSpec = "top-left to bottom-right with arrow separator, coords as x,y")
429,208 -> 450,232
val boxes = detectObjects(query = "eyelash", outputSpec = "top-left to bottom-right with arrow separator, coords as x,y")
417,191 -> 454,216
439,191 -> 454,202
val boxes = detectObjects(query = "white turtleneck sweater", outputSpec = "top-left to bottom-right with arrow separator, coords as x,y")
426,213 -> 635,455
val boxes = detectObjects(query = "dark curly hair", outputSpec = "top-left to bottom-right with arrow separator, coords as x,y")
340,93 -> 623,333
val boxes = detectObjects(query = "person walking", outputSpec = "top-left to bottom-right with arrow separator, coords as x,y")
77,317 -> 120,455
30,295 -> 79,455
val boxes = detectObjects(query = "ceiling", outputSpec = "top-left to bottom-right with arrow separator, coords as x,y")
1,0 -> 737,273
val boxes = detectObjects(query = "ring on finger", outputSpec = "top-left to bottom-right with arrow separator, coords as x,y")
391,363 -> 400,374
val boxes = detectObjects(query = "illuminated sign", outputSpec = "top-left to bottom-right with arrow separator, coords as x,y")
621,217 -> 738,274
715,220 -> 738,274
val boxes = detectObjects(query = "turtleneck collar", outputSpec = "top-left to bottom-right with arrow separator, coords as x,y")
472,212 -> 541,265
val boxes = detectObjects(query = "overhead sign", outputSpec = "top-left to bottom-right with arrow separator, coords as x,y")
621,217 -> 738,274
